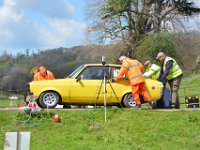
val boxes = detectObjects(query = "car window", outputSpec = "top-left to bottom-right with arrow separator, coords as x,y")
111,67 -> 127,79
67,65 -> 85,78
78,66 -> 110,80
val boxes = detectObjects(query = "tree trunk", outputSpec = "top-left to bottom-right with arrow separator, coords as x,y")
154,0 -> 162,32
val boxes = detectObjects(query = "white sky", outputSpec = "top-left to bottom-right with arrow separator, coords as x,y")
0,0 -> 87,54
0,0 -> 199,54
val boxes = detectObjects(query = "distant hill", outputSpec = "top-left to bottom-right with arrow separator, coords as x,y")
0,32 -> 199,91
0,45 -> 120,91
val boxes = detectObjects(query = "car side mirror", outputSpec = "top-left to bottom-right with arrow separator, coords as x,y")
76,75 -> 84,82
76,76 -> 81,82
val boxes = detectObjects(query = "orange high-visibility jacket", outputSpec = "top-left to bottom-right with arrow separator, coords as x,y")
117,58 -> 144,85
33,70 -> 54,81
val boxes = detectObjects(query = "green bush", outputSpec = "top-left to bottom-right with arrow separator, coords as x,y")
135,33 -> 177,64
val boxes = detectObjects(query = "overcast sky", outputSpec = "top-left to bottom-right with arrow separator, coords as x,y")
0,0 -> 87,53
0,0 -> 200,54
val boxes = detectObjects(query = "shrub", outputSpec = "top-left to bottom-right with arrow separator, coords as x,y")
135,33 -> 177,64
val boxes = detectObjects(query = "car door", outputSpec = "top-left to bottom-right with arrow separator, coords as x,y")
70,66 -> 112,105
109,66 -> 130,102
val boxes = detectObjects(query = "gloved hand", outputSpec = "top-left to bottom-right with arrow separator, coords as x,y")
111,78 -> 117,82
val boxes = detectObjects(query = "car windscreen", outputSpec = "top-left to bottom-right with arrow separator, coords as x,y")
67,65 -> 85,78
77,66 -> 112,80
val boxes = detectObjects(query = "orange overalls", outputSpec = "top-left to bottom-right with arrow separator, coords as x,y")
117,58 -> 151,105
33,70 -> 54,81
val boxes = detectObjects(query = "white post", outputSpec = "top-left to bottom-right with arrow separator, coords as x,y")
103,73 -> 107,122
4,132 -> 30,150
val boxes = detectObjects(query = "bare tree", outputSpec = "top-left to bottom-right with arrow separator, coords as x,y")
86,0 -> 200,56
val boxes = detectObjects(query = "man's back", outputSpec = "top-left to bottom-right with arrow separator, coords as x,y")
122,58 -> 144,85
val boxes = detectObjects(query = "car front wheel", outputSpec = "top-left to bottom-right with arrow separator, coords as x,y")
39,91 -> 60,108
122,93 -> 137,108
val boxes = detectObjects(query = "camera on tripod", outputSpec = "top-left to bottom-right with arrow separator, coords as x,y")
101,56 -> 106,66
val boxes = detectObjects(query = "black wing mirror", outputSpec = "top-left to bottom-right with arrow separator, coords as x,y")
76,76 -> 81,82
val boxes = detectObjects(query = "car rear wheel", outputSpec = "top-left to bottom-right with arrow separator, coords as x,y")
122,93 -> 136,108
39,91 -> 59,108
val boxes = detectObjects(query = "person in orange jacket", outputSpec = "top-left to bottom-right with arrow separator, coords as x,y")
114,56 -> 152,108
33,66 -> 54,81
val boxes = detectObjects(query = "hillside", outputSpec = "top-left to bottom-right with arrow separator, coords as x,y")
0,45 -> 120,91
0,32 -> 200,91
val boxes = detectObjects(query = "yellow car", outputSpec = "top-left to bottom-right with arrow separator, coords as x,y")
27,64 -> 163,108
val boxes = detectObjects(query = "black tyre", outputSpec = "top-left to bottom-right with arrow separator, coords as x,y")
36,101 -> 43,108
122,93 -> 136,108
39,91 -> 60,108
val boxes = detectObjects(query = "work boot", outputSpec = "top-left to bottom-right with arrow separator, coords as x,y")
172,103 -> 180,109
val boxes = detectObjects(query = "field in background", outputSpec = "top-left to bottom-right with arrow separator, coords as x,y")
179,74 -> 200,103
0,93 -> 24,108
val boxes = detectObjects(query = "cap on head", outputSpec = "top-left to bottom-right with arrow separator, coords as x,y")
119,56 -> 126,62
144,60 -> 151,66
156,52 -> 165,60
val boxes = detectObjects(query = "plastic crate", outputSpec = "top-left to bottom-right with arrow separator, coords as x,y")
185,96 -> 199,108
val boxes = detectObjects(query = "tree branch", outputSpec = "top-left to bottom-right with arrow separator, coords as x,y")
161,5 -> 176,19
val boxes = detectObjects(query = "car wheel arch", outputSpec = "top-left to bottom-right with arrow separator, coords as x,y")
122,92 -> 146,108
39,90 -> 62,100
122,92 -> 137,108
121,92 -> 132,107
38,90 -> 62,108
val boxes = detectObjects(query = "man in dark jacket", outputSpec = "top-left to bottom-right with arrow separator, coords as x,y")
156,52 -> 183,109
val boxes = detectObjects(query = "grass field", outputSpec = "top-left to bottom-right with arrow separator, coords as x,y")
0,109 -> 200,150
178,74 -> 200,107
0,74 -> 200,150
0,99 -> 24,108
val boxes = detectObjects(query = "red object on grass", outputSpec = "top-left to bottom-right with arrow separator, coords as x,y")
53,115 -> 60,122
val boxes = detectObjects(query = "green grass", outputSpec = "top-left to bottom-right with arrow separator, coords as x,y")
0,74 -> 200,149
0,99 -> 24,107
179,74 -> 200,104
180,74 -> 200,88
0,109 -> 200,150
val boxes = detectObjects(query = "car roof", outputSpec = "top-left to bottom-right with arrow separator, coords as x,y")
83,64 -> 121,67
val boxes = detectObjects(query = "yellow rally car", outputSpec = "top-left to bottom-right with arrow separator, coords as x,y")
27,64 -> 163,108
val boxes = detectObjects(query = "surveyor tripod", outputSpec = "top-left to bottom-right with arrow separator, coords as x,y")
95,65 -> 123,110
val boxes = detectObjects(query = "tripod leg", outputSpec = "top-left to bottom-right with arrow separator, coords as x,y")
107,81 -> 124,108
95,79 -> 103,107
